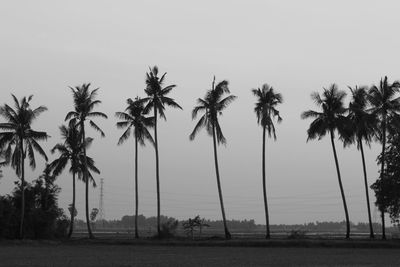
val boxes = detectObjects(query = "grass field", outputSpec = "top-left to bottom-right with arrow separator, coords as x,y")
2,241 -> 400,267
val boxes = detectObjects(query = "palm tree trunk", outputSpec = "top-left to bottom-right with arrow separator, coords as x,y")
134,135 -> 139,238
82,122 -> 94,239
212,124 -> 231,239
359,139 -> 374,238
154,105 -> 161,237
262,126 -> 270,239
68,172 -> 76,238
19,142 -> 25,239
330,130 -> 350,239
380,118 -> 386,240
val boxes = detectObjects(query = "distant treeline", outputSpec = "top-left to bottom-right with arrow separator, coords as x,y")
73,215 -> 397,233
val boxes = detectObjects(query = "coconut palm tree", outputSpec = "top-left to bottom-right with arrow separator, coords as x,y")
344,86 -> 377,238
301,84 -> 351,239
368,76 -> 400,239
115,97 -> 155,238
65,84 -> 107,239
189,77 -> 236,239
0,95 -> 48,239
49,122 -> 100,238
142,66 -> 182,236
252,84 -> 283,239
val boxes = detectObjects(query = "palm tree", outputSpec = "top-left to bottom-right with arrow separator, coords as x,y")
252,84 -> 283,239
189,77 -> 236,239
49,122 -> 100,238
0,95 -> 48,239
142,66 -> 182,236
368,76 -> 400,239
301,84 -> 351,239
65,84 -> 107,239
345,86 -> 377,238
115,97 -> 155,238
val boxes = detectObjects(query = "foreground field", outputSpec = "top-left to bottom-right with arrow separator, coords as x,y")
1,243 -> 400,267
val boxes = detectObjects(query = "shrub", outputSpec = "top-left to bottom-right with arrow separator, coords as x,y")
158,218 -> 179,239
0,166 -> 67,239
287,229 -> 307,239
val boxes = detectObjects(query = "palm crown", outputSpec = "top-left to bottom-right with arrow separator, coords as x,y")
0,95 -> 48,175
49,123 -> 99,186
252,84 -> 283,139
65,83 -> 108,135
143,66 -> 182,118
115,97 -> 155,146
301,84 -> 349,141
368,76 -> 400,136
190,77 -> 237,144
345,86 -> 377,147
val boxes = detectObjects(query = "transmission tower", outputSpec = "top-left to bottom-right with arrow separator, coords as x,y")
99,178 -> 105,221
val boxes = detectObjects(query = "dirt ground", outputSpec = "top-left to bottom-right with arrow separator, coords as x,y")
1,244 -> 400,267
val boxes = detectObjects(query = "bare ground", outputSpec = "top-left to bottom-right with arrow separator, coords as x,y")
1,243 -> 400,267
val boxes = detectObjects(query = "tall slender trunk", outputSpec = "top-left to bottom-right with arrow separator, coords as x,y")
330,130 -> 350,239
68,172 -> 76,238
19,141 -> 25,239
359,138 -> 374,238
154,106 -> 161,236
82,122 -> 94,239
262,126 -> 270,239
134,135 -> 139,238
212,124 -> 231,239
380,116 -> 386,240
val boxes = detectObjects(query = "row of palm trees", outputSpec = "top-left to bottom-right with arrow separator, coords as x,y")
0,67 -> 397,240
302,77 -> 400,240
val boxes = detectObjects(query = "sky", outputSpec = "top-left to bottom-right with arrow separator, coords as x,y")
1,0 -> 400,225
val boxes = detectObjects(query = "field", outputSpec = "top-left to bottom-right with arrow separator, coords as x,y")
2,240 -> 400,267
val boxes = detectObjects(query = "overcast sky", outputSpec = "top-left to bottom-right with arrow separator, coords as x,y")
1,0 -> 399,225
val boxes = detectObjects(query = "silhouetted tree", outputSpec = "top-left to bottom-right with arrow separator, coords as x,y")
252,84 -> 283,239
49,122 -> 100,238
142,66 -> 182,237
190,76 -> 236,239
116,97 -> 154,238
368,76 -> 400,239
182,215 -> 210,239
65,84 -> 107,238
372,133 -> 400,225
0,95 -> 48,238
301,85 -> 351,239
344,86 -> 377,238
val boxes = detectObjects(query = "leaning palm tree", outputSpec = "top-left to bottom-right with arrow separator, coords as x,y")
368,76 -> 400,239
142,66 -> 182,237
115,97 -> 155,238
0,95 -> 48,239
65,84 -> 107,239
252,84 -> 283,239
345,86 -> 377,238
49,122 -> 100,238
301,84 -> 351,239
189,77 -> 236,239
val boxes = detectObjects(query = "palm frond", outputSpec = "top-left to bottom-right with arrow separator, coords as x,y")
88,111 -> 108,119
30,139 -> 48,161
189,115 -> 206,141
89,120 -> 105,137
117,127 -> 131,145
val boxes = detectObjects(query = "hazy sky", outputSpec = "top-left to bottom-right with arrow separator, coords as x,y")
1,0 -> 400,225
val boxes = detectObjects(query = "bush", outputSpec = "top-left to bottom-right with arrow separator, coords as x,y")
54,215 -> 70,238
0,166 -> 68,239
158,219 -> 179,239
287,229 -> 307,239
0,195 -> 18,239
